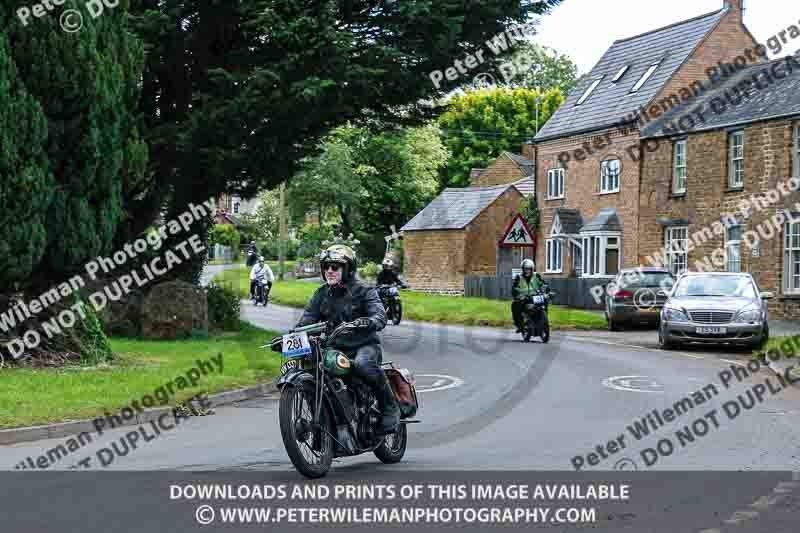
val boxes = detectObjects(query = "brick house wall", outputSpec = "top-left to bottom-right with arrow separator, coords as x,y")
534,127 -> 643,278
402,230 -> 467,294
465,188 -> 526,276
639,118 -> 800,319
471,155 -> 527,187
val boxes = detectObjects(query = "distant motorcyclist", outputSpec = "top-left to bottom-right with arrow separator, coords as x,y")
295,245 -> 399,435
377,258 -> 407,288
250,256 -> 274,300
246,241 -> 259,267
512,259 -> 546,333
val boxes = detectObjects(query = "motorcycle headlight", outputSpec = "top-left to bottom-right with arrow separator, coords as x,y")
663,307 -> 689,322
735,308 -> 761,323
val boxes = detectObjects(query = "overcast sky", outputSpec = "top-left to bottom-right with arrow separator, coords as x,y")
533,0 -> 800,75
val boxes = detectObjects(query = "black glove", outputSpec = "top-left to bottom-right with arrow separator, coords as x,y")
351,317 -> 372,330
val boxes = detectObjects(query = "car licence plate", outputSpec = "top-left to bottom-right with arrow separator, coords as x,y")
696,327 -> 726,335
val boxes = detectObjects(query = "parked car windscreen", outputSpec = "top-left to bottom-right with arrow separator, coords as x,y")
672,275 -> 756,298
619,272 -> 675,289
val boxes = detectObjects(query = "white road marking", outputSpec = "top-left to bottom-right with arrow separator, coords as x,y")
602,375 -> 664,394
721,359 -> 748,367
415,374 -> 465,394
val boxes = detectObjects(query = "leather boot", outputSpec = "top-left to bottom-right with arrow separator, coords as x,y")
375,381 -> 400,436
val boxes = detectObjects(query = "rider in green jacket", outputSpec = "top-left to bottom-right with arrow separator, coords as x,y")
512,259 -> 545,333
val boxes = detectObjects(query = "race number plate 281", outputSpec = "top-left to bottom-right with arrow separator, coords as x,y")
282,331 -> 312,358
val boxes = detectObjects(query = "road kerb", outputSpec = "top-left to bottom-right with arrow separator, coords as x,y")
0,383 -> 278,447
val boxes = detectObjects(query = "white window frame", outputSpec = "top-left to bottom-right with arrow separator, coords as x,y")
546,239 -> 563,273
630,62 -> 660,93
547,168 -> 565,199
576,77 -> 604,106
725,225 -> 742,273
665,226 -> 689,276
785,220 -> 800,295
728,131 -> 745,188
673,139 -> 687,194
580,233 -> 622,278
600,159 -> 621,193
793,124 -> 800,178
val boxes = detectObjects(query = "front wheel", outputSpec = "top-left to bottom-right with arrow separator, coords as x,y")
279,385 -> 333,479
540,319 -> 550,343
374,423 -> 407,464
392,301 -> 402,325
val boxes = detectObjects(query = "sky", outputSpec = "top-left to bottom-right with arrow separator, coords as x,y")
532,0 -> 800,75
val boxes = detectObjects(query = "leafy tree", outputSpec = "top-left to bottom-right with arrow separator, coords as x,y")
127,0 -> 561,282
3,0 -> 147,287
0,32 -> 51,288
502,43 -> 579,93
209,224 -> 241,251
438,86 -> 564,187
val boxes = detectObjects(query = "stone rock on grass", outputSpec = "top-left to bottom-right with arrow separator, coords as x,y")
141,281 -> 208,340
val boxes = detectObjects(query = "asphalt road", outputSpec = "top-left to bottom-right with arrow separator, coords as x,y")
2,265 -> 799,531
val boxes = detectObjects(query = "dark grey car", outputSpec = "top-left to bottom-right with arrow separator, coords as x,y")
658,272 -> 772,349
605,268 -> 675,330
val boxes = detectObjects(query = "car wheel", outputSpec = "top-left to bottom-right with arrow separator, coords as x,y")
608,317 -> 621,332
658,325 -> 676,350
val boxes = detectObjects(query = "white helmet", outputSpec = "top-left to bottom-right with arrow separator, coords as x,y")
521,259 -> 534,271
382,258 -> 393,269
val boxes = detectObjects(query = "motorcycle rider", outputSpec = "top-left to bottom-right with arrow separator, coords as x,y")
512,259 -> 546,333
250,256 -> 274,301
376,258 -> 407,288
246,241 -> 259,267
295,245 -> 400,435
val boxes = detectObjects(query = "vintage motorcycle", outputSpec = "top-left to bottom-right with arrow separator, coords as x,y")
377,284 -> 403,325
268,321 -> 419,478
252,277 -> 270,307
520,288 -> 555,343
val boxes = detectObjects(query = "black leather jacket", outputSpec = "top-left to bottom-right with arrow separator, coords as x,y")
296,278 -> 387,349
376,268 -> 402,286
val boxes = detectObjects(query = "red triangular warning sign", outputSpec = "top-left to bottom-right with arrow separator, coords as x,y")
499,214 -> 534,248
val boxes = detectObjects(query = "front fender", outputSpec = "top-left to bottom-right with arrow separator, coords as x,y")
275,370 -> 315,390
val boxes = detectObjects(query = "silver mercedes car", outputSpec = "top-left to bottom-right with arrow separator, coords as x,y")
658,272 -> 772,350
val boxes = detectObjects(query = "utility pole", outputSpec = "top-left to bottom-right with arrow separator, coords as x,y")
279,182 -> 287,281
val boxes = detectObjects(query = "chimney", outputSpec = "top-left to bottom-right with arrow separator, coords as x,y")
724,0 -> 744,18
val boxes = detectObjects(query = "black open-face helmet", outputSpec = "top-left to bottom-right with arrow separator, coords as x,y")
319,245 -> 357,282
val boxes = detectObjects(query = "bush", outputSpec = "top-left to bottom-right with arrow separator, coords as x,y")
358,261 -> 380,280
207,283 -> 241,331
260,238 -> 298,260
76,298 -> 114,365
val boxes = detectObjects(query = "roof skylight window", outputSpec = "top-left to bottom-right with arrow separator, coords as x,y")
612,65 -> 629,83
576,76 -> 604,106
630,61 -> 660,93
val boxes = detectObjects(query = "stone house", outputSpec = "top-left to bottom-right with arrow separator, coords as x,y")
401,183 -> 532,294
530,0 -> 759,286
470,151 -> 535,187
638,54 -> 800,319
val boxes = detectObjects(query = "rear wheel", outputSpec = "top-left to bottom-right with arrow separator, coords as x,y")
374,423 -> 407,464
279,385 -> 333,479
392,301 -> 402,325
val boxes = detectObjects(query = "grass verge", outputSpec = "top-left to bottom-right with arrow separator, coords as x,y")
214,268 -> 606,330
0,321 -> 280,429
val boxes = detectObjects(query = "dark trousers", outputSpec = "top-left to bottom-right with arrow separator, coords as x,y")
251,280 -> 271,299
512,300 -> 525,328
351,343 -> 386,387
